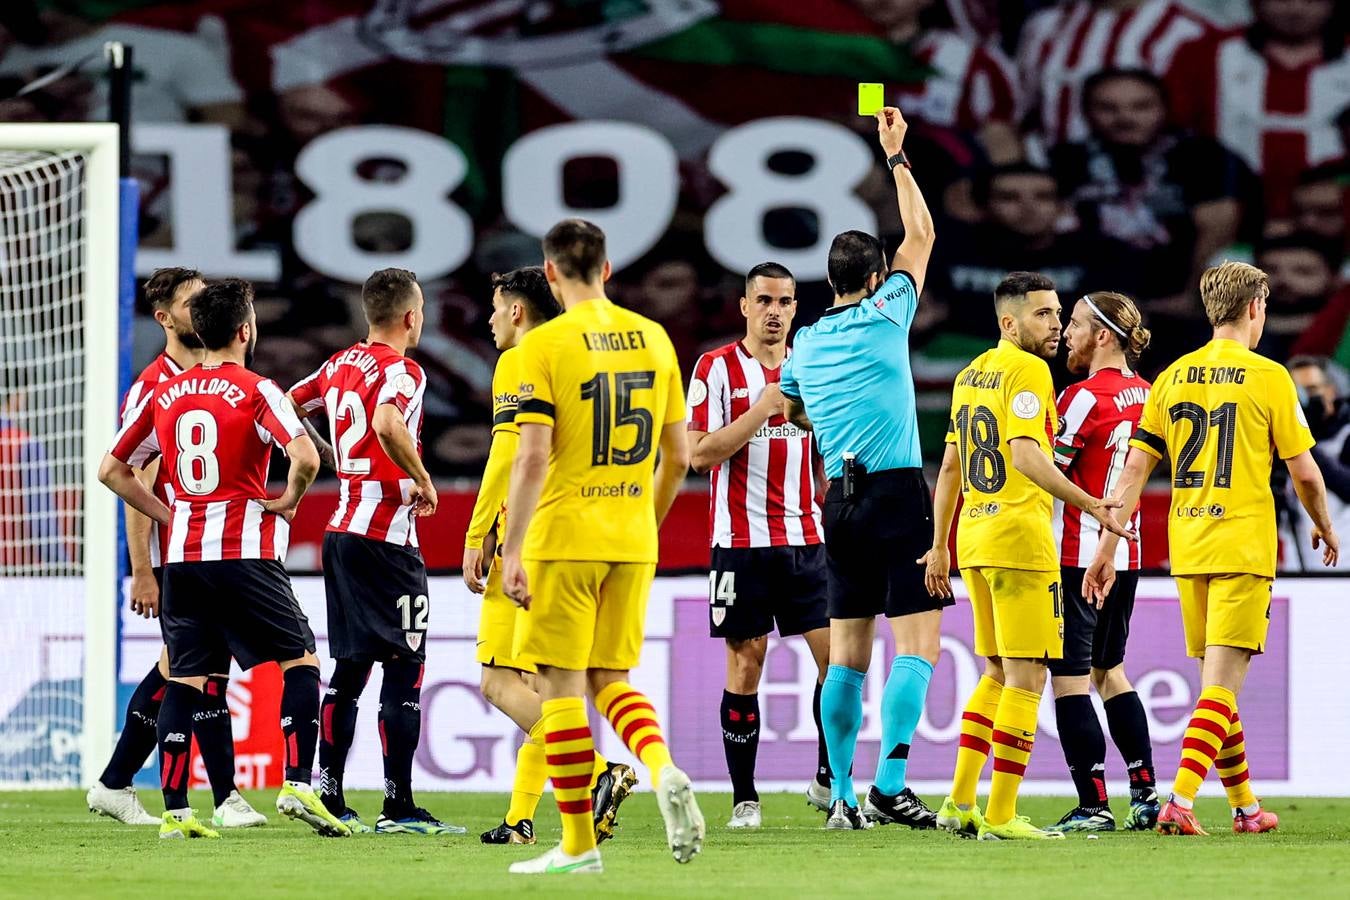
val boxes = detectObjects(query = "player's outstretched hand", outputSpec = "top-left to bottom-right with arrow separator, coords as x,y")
261,496 -> 300,523
1312,524 -> 1340,567
462,546 -> 486,594
503,554 -> 531,610
410,479 -> 438,517
1082,553 -> 1116,609
917,545 -> 952,598
129,569 -> 160,618
875,106 -> 908,158
1087,497 -> 1136,542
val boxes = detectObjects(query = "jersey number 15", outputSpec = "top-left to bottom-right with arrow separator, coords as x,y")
581,371 -> 656,467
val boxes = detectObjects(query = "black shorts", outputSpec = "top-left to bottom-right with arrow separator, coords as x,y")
1048,566 -> 1140,677
160,559 -> 316,677
323,531 -> 430,663
823,467 -> 954,620
708,545 -> 829,640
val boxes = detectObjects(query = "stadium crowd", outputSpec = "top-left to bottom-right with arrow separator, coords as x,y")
0,0 -> 1347,475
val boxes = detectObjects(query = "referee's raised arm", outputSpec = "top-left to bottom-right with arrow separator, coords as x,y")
876,107 -> 935,293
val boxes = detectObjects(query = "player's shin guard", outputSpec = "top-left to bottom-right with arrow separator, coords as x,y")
157,682 -> 198,812
1170,685 -> 1237,807
318,659 -> 371,814
1055,693 -> 1108,809
542,697 -> 597,857
812,681 -> 831,786
986,686 -> 1041,825
100,663 -> 167,789
821,665 -> 865,805
721,691 -> 760,804
1104,690 -> 1156,799
195,676 -> 237,808
379,660 -> 424,816
1216,712 -> 1258,814
507,723 -> 549,826
873,656 -> 933,796
952,675 -> 1003,807
280,664 -> 322,784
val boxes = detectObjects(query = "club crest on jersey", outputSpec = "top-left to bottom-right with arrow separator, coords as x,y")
1012,390 -> 1042,419
711,607 -> 727,627
405,631 -> 423,652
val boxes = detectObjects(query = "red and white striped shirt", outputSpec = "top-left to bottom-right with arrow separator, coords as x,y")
898,30 -> 1019,131
289,342 -> 427,547
1053,368 -> 1150,570
1017,0 -> 1213,145
687,342 -> 822,549
120,352 -> 185,568
110,362 -> 306,564
1167,32 -> 1350,218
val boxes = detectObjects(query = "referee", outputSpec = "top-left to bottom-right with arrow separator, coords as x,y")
779,106 -> 947,831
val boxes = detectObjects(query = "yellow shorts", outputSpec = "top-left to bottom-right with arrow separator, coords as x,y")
475,563 -> 536,673
961,566 -> 1063,660
1175,573 -> 1273,658
513,560 -> 656,671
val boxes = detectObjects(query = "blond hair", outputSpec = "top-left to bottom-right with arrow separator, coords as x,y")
1083,291 -> 1150,365
1200,261 -> 1269,327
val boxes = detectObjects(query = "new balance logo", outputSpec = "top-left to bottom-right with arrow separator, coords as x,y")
164,732 -> 187,743
280,717 -> 293,728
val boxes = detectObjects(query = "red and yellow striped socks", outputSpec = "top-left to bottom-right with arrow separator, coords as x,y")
951,675 -> 1003,807
541,697 -> 596,856
596,682 -> 674,787
986,685 -> 1040,825
1171,685 -> 1236,807
1216,711 -> 1258,813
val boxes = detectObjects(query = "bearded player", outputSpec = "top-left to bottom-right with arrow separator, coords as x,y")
925,272 -> 1134,840
464,267 -> 635,846
101,279 -> 341,839
1086,262 -> 1339,835
1043,291 -> 1159,833
289,269 -> 461,835
87,268 -> 264,829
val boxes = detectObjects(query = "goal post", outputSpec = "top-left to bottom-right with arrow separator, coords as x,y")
0,124 -> 120,787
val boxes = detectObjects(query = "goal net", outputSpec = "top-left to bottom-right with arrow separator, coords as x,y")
0,129 -> 120,788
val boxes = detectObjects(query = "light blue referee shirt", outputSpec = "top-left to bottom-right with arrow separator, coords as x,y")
780,271 -> 922,480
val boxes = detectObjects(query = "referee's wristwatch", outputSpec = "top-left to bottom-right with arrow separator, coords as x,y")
886,151 -> 911,171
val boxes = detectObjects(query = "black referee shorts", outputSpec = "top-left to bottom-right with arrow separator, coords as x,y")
1048,566 -> 1140,677
823,466 -> 954,620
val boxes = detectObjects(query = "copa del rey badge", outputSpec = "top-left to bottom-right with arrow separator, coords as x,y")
405,632 -> 423,652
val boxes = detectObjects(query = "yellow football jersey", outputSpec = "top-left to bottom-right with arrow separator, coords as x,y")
514,297 -> 684,563
492,347 -> 523,437
1130,338 -> 1314,577
465,348 -> 523,549
946,339 -> 1060,571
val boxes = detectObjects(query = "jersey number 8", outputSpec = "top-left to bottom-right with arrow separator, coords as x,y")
175,409 -> 220,495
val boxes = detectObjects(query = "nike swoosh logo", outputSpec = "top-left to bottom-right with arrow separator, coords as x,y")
546,860 -> 595,873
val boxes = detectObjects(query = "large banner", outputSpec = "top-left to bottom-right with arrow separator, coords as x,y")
105,576 -> 1344,796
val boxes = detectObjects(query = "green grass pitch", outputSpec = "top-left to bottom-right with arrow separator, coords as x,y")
3,791 -> 1349,898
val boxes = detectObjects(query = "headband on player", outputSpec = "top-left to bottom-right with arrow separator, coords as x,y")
1083,295 -> 1127,338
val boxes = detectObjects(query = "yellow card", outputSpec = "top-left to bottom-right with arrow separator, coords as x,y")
858,83 -> 884,116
